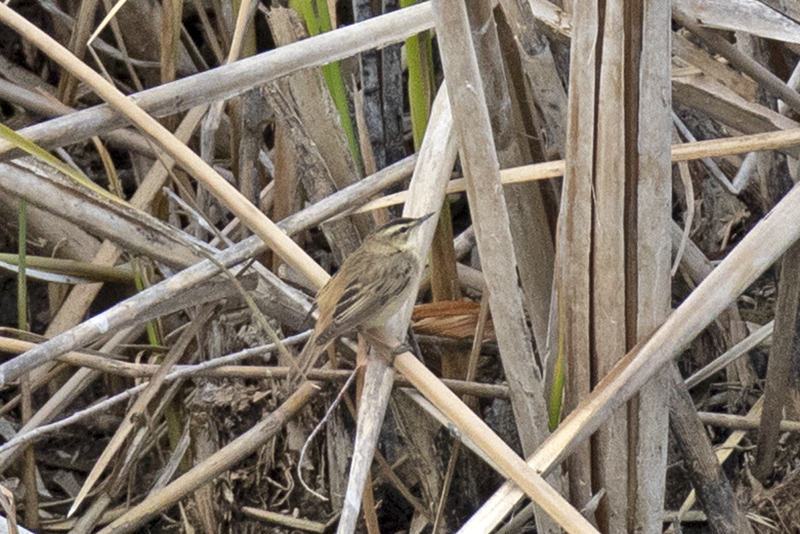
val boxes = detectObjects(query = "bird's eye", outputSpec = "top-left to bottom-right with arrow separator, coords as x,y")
399,226 -> 409,234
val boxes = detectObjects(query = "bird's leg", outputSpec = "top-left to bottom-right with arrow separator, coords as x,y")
360,328 -> 403,364
360,326 -> 423,366
404,325 -> 424,362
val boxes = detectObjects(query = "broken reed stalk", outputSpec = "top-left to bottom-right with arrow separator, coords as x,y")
395,353 -> 599,533
753,241 -> 800,481
458,173 -> 800,533
666,365 -> 755,534
0,4 -> 328,301
0,3 -> 435,160
433,0 -> 546,459
334,81 -> 457,534
358,124 -> 800,214
95,382 -> 318,534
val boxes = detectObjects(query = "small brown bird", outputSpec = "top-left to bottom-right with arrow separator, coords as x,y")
288,213 -> 434,387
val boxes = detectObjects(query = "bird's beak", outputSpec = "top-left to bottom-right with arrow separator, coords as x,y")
415,212 -> 435,226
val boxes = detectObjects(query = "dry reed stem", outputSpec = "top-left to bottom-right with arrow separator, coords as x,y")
434,0 -> 546,459
459,173 -> 800,533
666,365 -> 755,533
0,3 -> 435,160
685,321 -> 774,389
697,412 -> 800,433
0,3 -> 326,385
357,125 -> 800,213
95,381 -> 319,534
335,83 -> 456,534
0,161 -> 206,269
591,1 -> 629,525
335,359 -> 395,534
673,7 -> 800,114
556,0 -> 596,512
0,336 -> 508,397
753,242 -> 800,480
627,0 -> 674,528
0,77 -> 154,156
0,331 -> 309,461
0,4 -> 327,288
395,353 -> 598,533
668,398 -> 765,528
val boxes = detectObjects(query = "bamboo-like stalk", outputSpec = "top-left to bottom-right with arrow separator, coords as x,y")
433,0 -> 545,460
629,0 -> 673,529
394,353 -> 598,533
336,359 -> 395,534
335,82 -> 457,534
17,199 -> 39,531
0,3 -> 435,160
753,242 -> 800,481
458,170 -> 800,534
555,0 -> 596,511
0,254 -> 134,282
355,125 -> 800,213
591,0 -> 628,526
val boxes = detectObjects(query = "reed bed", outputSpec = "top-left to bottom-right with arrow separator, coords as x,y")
1,0 -> 800,533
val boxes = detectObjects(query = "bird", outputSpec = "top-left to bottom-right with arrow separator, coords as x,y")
287,213 -> 434,388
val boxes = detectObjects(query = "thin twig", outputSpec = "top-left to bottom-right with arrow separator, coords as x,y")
297,369 -> 358,501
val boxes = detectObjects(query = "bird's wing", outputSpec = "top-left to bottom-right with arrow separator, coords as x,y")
317,254 -> 416,345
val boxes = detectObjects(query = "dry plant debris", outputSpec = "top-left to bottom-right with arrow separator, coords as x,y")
1,0 -> 800,533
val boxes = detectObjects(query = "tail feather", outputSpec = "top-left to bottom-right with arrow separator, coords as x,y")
286,331 -> 333,390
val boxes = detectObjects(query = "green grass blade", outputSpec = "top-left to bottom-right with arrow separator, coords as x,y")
0,122 -> 125,205
288,0 -> 363,175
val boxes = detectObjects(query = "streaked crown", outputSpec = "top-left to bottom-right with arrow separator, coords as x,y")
371,212 -> 434,245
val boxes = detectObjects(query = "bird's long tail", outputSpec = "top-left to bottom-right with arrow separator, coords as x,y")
285,332 -> 333,391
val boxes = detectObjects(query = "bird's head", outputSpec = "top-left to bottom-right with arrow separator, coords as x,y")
369,212 -> 435,250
